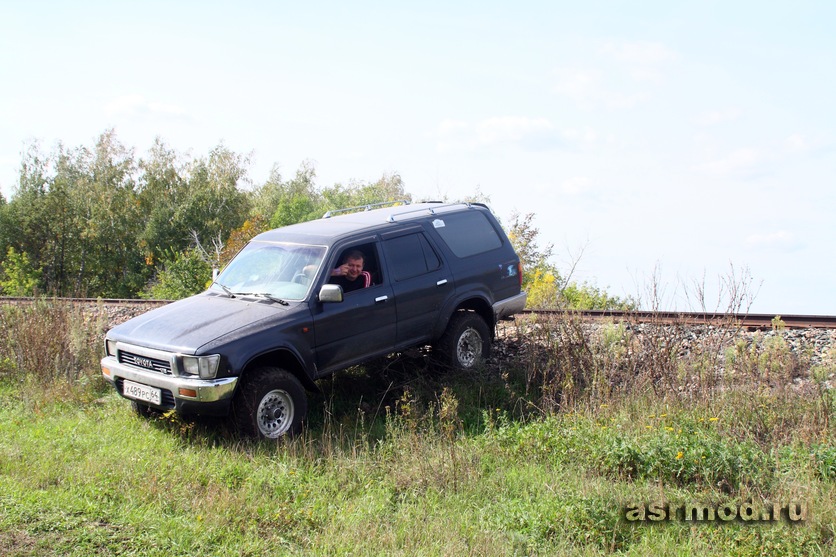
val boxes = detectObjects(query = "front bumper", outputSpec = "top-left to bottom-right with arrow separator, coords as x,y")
101,355 -> 238,414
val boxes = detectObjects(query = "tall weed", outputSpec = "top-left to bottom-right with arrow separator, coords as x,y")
0,298 -> 108,403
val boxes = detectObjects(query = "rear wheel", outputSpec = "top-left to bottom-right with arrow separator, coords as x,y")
233,367 -> 307,439
434,311 -> 491,370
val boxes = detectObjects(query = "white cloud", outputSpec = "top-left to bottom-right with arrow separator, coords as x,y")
693,147 -> 762,177
553,68 -> 602,99
477,116 -> 555,145
553,67 -> 648,109
692,131 -> 825,179
695,108 -> 742,126
744,230 -> 803,252
784,133 -> 809,153
553,40 -> 678,109
561,126 -> 598,144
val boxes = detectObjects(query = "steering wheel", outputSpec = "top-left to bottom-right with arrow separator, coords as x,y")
291,273 -> 310,286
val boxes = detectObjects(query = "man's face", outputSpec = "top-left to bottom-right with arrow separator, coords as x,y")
344,257 -> 364,280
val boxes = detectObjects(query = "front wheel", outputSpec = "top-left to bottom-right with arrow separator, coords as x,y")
433,311 -> 491,370
131,400 -> 160,419
233,367 -> 307,439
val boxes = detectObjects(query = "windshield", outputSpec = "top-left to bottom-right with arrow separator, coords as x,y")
212,241 -> 326,301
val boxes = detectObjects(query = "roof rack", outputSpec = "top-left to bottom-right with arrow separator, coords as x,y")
384,202 -> 479,223
322,200 -> 411,219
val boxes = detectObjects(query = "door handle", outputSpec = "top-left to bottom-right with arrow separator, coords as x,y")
375,295 -> 389,303
436,279 -> 448,286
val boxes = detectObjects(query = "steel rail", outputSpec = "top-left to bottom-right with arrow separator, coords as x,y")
521,309 -> 836,330
0,296 -> 169,305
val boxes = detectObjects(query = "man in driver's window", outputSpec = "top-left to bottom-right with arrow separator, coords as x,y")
328,250 -> 371,293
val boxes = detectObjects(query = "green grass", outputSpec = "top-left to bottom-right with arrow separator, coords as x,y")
1,305 -> 834,555
1,377 -> 833,556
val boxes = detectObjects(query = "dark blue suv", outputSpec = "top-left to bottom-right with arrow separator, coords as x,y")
101,202 -> 526,438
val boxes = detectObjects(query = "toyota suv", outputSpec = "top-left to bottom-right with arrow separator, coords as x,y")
101,201 -> 526,438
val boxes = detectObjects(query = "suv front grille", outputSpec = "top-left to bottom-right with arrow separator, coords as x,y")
119,351 -> 173,375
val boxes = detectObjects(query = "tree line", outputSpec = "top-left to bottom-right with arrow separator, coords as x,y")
0,130 -> 630,308
0,130 -> 409,299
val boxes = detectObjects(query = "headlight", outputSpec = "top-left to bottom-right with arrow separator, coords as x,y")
180,355 -> 221,379
105,339 -> 118,357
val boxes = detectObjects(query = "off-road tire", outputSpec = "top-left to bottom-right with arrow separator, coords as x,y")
232,367 -> 307,439
433,311 -> 491,370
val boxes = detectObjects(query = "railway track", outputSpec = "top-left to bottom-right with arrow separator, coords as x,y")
2,297 -> 835,330
523,309 -> 836,330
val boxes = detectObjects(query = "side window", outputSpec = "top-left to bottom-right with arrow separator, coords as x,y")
328,242 -> 382,292
432,211 -> 502,257
383,233 -> 441,281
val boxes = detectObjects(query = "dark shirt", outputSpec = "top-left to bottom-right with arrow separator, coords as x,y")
329,273 -> 369,293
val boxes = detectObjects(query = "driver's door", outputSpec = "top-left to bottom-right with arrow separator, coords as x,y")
310,240 -> 396,374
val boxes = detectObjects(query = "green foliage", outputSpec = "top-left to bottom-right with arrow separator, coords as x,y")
563,281 -> 634,310
142,249 -> 212,300
257,162 -> 321,228
0,247 -> 41,295
600,419 -> 772,488
173,145 -> 251,249
813,444 -> 836,480
5,132 -> 148,297
507,211 -> 555,282
219,216 -> 269,268
1,133 -> 255,299
0,193 -> 10,259
251,166 -> 411,229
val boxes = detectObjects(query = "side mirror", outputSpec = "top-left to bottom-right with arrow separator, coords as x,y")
318,284 -> 344,303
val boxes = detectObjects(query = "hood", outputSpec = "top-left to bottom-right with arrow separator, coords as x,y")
107,293 -> 295,354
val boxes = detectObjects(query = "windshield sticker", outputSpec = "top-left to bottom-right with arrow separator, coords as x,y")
432,219 -> 445,228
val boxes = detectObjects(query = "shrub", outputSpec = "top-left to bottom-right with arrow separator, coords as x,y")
142,248 -> 212,300
0,247 -> 41,296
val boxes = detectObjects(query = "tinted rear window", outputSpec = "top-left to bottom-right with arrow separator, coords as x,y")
432,211 -> 502,257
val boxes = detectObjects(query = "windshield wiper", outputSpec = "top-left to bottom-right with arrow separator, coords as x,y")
233,292 -> 290,306
214,282 -> 236,298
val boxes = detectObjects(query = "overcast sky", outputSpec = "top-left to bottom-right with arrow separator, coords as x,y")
1,1 -> 834,314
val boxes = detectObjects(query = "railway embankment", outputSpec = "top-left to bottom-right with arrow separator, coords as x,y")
3,297 -> 834,388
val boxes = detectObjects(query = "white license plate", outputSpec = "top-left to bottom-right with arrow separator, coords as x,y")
122,380 -> 162,406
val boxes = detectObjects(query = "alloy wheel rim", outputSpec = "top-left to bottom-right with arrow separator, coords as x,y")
456,327 -> 482,368
256,389 -> 295,438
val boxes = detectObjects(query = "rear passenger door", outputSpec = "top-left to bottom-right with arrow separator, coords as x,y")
381,227 -> 453,348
